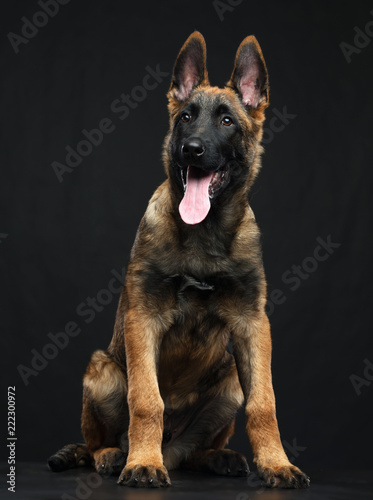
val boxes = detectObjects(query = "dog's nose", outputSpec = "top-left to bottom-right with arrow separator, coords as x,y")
182,138 -> 205,159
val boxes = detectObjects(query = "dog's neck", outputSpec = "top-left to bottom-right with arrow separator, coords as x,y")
166,179 -> 250,257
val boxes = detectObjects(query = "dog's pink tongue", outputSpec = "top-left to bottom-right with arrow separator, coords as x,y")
179,166 -> 213,225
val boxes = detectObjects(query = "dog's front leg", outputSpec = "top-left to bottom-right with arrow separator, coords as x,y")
117,307 -> 171,488
232,313 -> 310,489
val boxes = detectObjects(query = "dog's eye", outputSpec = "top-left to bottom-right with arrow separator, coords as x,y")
222,116 -> 233,126
181,113 -> 191,123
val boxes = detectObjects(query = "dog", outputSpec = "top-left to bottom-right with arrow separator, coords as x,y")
48,31 -> 310,489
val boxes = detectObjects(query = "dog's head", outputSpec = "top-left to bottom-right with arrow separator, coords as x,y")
164,32 -> 269,225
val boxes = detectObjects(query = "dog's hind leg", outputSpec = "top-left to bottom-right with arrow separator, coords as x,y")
163,368 -> 248,475
179,419 -> 249,477
82,350 -> 129,476
185,448 -> 249,477
92,447 -> 127,476
48,443 -> 91,472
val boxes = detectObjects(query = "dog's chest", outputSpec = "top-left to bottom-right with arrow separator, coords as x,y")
163,264 -> 259,302
164,271 -> 227,311
166,273 -> 215,298
159,272 -> 224,330
139,251 -> 262,329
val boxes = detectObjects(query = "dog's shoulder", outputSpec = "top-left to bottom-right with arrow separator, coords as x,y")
144,180 -> 173,224
128,180 -> 177,262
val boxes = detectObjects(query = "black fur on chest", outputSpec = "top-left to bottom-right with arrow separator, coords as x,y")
165,273 -> 215,298
141,259 -> 261,311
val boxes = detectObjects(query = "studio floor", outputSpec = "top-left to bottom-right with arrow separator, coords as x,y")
1,463 -> 372,500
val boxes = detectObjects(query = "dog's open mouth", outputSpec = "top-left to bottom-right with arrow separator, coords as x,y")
179,165 -> 229,225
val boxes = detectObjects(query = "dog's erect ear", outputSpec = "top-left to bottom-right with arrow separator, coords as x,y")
227,36 -> 269,108
168,31 -> 209,102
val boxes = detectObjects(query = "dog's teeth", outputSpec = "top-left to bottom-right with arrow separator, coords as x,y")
180,168 -> 187,190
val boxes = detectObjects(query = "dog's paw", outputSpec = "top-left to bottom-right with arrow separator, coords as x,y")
94,448 -> 127,476
204,449 -> 250,477
117,464 -> 171,488
258,464 -> 310,489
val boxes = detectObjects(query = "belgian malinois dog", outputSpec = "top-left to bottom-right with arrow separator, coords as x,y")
48,32 -> 310,489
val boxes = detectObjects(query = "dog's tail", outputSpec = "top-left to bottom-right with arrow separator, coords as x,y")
48,443 -> 91,472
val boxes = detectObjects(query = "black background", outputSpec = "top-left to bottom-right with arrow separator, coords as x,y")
1,0 -> 372,471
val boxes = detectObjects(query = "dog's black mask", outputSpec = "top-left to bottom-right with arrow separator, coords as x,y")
169,91 -> 249,225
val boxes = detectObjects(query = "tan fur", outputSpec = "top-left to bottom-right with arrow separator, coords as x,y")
84,350 -> 127,407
